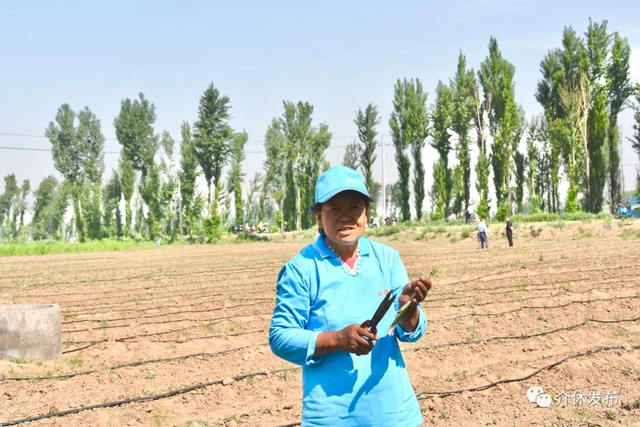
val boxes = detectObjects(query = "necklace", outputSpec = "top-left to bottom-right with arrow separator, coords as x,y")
326,241 -> 361,276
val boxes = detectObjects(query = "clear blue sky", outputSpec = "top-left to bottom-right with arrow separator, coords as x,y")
1,0 -> 639,213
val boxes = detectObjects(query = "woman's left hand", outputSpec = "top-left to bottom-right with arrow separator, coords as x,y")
398,276 -> 432,306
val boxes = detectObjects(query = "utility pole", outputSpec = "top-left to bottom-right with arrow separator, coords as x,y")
621,118 -> 625,201
380,134 -> 385,217
177,179 -> 183,240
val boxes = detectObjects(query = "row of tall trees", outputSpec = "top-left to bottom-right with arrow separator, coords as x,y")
535,19 -> 635,214
2,18 -> 640,243
371,19 -> 638,221
1,83 -> 339,242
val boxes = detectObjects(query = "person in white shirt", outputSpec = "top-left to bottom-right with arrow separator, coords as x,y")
465,205 -> 475,223
477,218 -> 489,249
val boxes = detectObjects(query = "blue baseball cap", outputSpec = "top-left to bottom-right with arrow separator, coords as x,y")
314,165 -> 370,207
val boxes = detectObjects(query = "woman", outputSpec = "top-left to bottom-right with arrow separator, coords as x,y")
269,165 -> 432,426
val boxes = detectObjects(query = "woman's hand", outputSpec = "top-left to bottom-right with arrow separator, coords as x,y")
315,324 -> 379,357
397,276 -> 432,333
335,324 -> 378,356
398,276 -> 432,307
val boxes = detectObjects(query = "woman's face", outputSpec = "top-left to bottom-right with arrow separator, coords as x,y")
317,191 -> 369,246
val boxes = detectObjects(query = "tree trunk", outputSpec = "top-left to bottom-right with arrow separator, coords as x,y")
279,199 -> 285,236
73,195 -> 86,243
295,161 -> 301,231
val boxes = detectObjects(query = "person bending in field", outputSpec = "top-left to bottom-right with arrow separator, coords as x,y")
269,165 -> 432,427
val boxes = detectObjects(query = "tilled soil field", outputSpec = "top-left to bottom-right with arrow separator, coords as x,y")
1,226 -> 640,426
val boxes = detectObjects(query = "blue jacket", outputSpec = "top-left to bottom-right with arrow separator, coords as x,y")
269,235 -> 427,426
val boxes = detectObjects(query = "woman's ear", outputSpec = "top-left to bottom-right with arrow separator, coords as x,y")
316,211 -> 323,230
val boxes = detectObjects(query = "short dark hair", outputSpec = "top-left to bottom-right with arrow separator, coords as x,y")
313,192 -> 370,234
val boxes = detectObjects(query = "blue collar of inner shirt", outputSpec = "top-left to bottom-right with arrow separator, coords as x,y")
313,234 -> 370,259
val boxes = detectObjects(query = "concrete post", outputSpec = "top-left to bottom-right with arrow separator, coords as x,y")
0,304 -> 62,361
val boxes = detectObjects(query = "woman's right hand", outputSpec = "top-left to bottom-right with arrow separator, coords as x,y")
314,325 -> 379,357
335,324 -> 378,356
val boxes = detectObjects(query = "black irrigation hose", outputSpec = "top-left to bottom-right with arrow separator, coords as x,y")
0,367 -> 301,427
62,343 -> 100,354
60,274 -> 640,334
4,344 -> 638,427
63,310 -> 271,338
409,315 -> 640,352
62,305 -> 271,332
415,344 -> 640,398
429,294 -> 640,322
70,328 -> 268,346
429,271 -> 640,306
60,290 -> 640,352
149,328 -> 267,343
2,344 -> 267,382
272,344 -> 640,427
431,269 -> 640,302
2,258 -> 284,293
63,300 -> 273,325
62,281 -> 273,315
439,283 -> 640,309
61,317 -> 241,353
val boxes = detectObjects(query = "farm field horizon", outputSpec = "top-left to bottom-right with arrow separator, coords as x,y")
1,224 -> 640,426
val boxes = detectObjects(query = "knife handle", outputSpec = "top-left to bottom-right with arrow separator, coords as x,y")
360,320 -> 377,339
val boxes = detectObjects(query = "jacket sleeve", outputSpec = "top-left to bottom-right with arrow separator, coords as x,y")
389,250 -> 428,343
269,261 -> 324,366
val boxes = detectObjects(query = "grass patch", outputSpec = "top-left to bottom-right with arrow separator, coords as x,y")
66,356 -> 84,368
620,230 -> 640,239
152,406 -> 167,427
511,211 -> 613,223
622,397 -> 640,411
0,239 -> 162,257
365,225 -> 403,237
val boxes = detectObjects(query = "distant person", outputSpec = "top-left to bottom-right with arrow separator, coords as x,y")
505,217 -> 514,247
466,204 -> 475,223
477,218 -> 489,249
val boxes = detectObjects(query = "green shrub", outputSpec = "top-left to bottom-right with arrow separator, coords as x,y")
365,225 -> 402,237
619,230 -> 640,239
203,214 -> 222,243
268,223 -> 280,233
510,211 -> 611,224
0,239 -> 159,257
235,232 -> 268,243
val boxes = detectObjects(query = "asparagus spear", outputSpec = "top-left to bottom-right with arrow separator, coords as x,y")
387,266 -> 438,334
